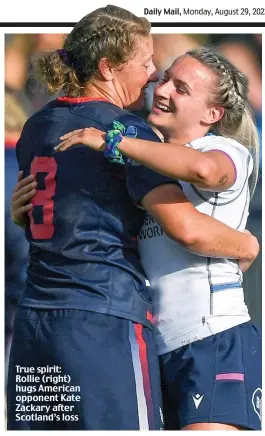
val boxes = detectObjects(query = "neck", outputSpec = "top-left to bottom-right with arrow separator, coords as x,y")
84,79 -> 123,108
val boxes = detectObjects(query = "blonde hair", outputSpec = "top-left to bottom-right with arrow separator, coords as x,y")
187,47 -> 260,196
35,5 -> 150,97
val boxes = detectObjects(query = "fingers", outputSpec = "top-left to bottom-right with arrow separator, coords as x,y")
17,170 -> 24,183
11,181 -> 36,223
54,135 -> 79,152
12,173 -> 38,226
13,174 -> 35,193
16,188 -> 37,205
54,140 -> 72,152
59,129 -> 83,140
17,203 -> 34,214
54,134 -> 84,151
12,181 -> 37,206
55,127 -> 105,152
55,129 -> 85,151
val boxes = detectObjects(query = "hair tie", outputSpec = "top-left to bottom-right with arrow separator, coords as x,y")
104,121 -> 137,165
57,49 -> 72,66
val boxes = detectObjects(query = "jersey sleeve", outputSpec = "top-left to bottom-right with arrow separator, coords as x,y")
111,113 -> 182,205
189,135 -> 253,192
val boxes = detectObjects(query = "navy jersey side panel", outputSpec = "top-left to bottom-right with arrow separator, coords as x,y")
16,100 -> 179,327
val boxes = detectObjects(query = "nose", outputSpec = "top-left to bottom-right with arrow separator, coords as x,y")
155,79 -> 172,98
148,62 -> 159,83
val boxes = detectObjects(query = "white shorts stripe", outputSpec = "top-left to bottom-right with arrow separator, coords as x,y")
129,321 -> 149,430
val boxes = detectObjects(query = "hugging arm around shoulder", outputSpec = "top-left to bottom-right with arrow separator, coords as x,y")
114,115 -> 255,262
118,133 -> 246,191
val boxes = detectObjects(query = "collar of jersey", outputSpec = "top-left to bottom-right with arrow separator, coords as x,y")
57,96 -> 110,104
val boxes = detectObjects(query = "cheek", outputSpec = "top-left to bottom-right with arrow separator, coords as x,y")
126,70 -> 145,91
137,70 -> 148,86
170,93 -> 184,110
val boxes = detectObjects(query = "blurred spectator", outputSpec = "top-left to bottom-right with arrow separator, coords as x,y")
5,34 -> 66,115
5,35 -> 36,115
5,92 -> 29,374
210,34 -> 261,111
152,34 -> 201,71
210,34 -> 262,166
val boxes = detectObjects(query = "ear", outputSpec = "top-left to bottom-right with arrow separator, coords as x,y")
202,106 -> 225,125
98,57 -> 114,81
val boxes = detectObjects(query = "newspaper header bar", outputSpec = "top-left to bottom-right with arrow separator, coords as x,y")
1,0 -> 265,23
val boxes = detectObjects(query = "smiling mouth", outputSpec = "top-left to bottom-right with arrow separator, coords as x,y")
154,101 -> 172,113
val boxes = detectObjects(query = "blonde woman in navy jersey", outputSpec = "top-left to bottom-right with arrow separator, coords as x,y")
50,48 -> 261,431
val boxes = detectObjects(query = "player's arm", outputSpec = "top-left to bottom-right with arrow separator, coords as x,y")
119,117 -> 258,271
141,183 -> 259,271
118,137 -> 236,191
55,128 -> 235,191
10,161 -> 258,272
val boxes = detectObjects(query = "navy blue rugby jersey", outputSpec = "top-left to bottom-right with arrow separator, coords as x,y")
16,96 -> 180,327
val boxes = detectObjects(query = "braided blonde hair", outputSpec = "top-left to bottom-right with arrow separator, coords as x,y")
35,5 -> 150,97
187,47 -> 260,196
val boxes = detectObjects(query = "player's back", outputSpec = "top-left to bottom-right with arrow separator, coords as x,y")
16,97 -> 152,326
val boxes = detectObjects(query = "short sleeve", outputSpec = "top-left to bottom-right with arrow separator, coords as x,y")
111,113 -> 182,204
189,136 -> 253,192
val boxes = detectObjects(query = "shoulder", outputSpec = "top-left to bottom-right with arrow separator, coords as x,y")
113,113 -> 162,143
67,101 -> 129,128
189,135 -> 250,158
189,135 -> 253,191
40,100 -> 130,130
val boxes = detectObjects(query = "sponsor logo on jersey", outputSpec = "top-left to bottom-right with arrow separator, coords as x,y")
252,388 -> 262,422
192,393 -> 204,409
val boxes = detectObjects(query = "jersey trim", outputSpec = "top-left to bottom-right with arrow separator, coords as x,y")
57,96 -> 110,103
129,322 -> 150,429
211,281 -> 242,292
207,192 -> 219,315
191,153 -> 251,206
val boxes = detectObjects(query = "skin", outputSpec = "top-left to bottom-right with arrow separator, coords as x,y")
85,35 -> 158,110
55,56 -> 236,191
21,52 -> 260,267
183,423 -> 243,431
149,56 -> 224,143
12,44 -> 259,431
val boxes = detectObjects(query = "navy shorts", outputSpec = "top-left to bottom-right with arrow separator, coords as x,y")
7,307 -> 164,430
160,322 -> 262,430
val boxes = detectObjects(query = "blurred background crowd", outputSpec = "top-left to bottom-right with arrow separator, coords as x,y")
5,32 -> 262,372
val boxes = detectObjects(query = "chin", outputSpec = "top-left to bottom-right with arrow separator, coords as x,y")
148,111 -> 163,126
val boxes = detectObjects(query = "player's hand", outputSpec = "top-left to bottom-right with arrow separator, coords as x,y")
238,230 -> 259,273
11,171 -> 37,228
54,128 -> 106,152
